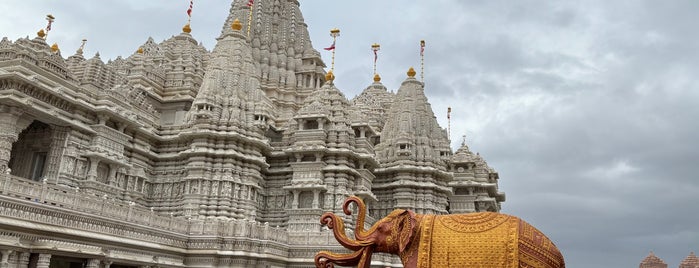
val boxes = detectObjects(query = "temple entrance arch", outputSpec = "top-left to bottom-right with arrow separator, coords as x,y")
8,120 -> 53,181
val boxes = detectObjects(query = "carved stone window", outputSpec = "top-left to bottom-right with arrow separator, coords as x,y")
303,119 -> 319,130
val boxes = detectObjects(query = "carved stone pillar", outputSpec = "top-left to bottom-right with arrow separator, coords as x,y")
103,260 -> 112,268
16,252 -> 29,268
312,190 -> 320,209
0,249 -> 13,268
85,259 -> 100,268
44,126 -> 69,184
35,254 -> 50,268
107,164 -> 118,186
0,105 -> 23,173
87,157 -> 100,181
291,190 -> 299,209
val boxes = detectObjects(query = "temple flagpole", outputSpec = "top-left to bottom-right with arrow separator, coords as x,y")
246,0 -> 254,38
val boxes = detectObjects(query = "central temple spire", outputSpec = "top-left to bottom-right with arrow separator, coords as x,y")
219,0 -> 327,127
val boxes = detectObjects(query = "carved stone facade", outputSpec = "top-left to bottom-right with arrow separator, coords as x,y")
0,0 -> 504,267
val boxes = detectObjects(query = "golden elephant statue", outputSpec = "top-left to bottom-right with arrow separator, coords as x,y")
315,196 -> 565,268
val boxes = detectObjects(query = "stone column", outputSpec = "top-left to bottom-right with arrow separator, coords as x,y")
45,126 -> 69,184
0,249 -> 13,268
16,252 -> 29,268
107,164 -> 118,186
87,157 -> 100,181
312,190 -> 320,209
0,105 -> 23,173
103,260 -> 112,268
291,190 -> 299,209
85,259 -> 100,268
35,254 -> 50,268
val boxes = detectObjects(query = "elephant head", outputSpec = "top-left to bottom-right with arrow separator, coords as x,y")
315,197 -> 419,268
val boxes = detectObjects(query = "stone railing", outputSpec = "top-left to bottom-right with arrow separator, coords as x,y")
0,173 -> 290,246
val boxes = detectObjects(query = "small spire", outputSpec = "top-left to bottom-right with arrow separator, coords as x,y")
462,134 -> 466,146
76,39 -> 87,54
136,47 -> 144,54
50,43 -> 59,53
231,18 -> 242,31
373,73 -> 381,82
407,67 -> 416,78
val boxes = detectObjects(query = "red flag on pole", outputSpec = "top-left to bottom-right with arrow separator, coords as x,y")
374,50 -> 378,63
324,40 -> 335,51
187,0 -> 193,17
247,0 -> 254,7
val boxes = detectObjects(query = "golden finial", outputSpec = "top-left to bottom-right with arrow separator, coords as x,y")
407,67 -> 416,78
37,29 -> 46,38
325,70 -> 335,82
373,73 -> 381,82
137,47 -> 144,54
182,23 -> 192,33
51,43 -> 59,53
232,19 -> 242,31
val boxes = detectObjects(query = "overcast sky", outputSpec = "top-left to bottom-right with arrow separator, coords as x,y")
2,1 -> 698,267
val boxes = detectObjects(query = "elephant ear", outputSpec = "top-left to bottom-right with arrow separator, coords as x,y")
397,210 -> 416,253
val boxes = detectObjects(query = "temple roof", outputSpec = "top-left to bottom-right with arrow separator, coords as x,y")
680,252 -> 699,268
351,75 -> 395,133
640,251 -> 667,268
375,68 -> 450,168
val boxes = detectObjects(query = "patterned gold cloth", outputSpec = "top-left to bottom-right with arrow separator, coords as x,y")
415,212 -> 564,268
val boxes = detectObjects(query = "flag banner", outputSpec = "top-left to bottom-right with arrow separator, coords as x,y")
420,40 -> 425,56
247,0 -> 254,7
324,41 -> 335,51
187,0 -> 193,17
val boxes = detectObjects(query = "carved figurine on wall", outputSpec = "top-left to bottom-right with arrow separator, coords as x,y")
315,196 -> 565,268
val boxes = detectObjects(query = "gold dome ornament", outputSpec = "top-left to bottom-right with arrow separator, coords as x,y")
231,19 -> 242,31
51,43 -> 59,53
137,47 -> 144,54
325,70 -> 335,82
37,29 -> 46,38
407,67 -> 416,78
182,23 -> 192,33
373,73 -> 381,82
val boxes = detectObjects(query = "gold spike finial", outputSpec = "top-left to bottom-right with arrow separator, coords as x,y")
407,67 -> 416,78
51,43 -> 59,53
37,29 -> 46,38
232,19 -> 242,31
137,47 -> 144,54
325,70 -> 335,82
373,73 -> 381,82
182,23 -> 192,33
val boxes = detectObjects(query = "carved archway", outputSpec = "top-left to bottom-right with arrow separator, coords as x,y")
8,121 -> 53,181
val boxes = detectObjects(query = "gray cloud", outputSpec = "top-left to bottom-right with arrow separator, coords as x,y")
2,1 -> 697,267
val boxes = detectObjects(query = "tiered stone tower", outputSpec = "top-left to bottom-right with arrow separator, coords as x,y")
372,68 -> 453,216
0,1 -> 505,267
680,252 -> 699,268
640,252 -> 668,268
